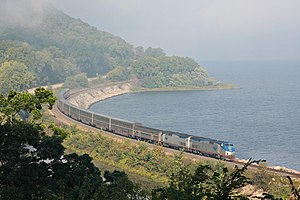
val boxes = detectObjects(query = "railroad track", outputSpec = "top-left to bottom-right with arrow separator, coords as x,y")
51,104 -> 300,179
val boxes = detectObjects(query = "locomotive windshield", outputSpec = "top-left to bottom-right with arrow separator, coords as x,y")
221,143 -> 235,152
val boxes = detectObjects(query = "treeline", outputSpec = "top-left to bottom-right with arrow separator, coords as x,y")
0,40 -> 79,93
107,46 -> 216,88
0,8 -> 134,76
0,7 -> 216,94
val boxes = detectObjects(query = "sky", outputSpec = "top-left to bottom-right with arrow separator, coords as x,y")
2,0 -> 300,61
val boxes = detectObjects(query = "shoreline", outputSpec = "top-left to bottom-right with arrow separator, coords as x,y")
67,83 -> 131,109
67,83 -> 237,109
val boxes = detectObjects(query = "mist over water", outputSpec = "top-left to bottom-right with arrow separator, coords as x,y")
90,60 -> 300,170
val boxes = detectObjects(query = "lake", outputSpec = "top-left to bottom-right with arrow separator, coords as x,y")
90,60 -> 300,170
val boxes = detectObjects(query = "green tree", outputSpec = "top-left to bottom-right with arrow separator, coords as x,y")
63,73 -> 89,89
0,61 -> 35,94
0,89 -> 144,199
134,46 -> 145,59
106,66 -> 131,81
145,47 -> 166,57
0,88 -> 55,124
152,159 -> 264,200
131,55 -> 213,88
94,170 -> 144,200
31,47 -> 78,85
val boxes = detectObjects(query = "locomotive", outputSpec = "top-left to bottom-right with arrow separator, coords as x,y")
57,89 -> 235,160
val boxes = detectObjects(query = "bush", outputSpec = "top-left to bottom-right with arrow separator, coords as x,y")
63,73 -> 89,89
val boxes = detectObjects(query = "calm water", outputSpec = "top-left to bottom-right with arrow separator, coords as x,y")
90,60 -> 300,170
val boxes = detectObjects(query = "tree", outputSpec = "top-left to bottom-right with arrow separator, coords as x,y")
152,159 -> 265,200
106,66 -> 131,81
94,170 -> 144,200
131,55 -> 213,88
63,73 -> 89,89
134,46 -> 145,59
0,61 -> 35,94
31,47 -> 78,85
0,89 -> 144,199
145,47 -> 166,58
0,88 -> 55,124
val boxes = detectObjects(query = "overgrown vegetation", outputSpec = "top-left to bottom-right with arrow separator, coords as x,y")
0,41 -> 78,93
63,73 -> 89,89
0,89 -> 144,199
62,125 -> 300,199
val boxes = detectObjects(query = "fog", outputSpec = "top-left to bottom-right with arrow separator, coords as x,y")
0,0 -> 51,27
1,0 -> 300,61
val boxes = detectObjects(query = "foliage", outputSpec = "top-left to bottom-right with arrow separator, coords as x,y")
151,159 -> 264,200
31,46 -> 79,84
247,164 -> 292,199
131,55 -> 215,88
0,8 -> 135,77
0,89 -> 144,199
287,176 -> 300,200
0,61 -> 35,94
63,131 -> 194,188
63,73 -> 89,89
97,170 -> 146,200
0,88 -> 55,124
134,46 -> 145,59
62,125 -> 300,199
106,66 -> 131,81
0,41 -> 78,88
144,47 -> 166,58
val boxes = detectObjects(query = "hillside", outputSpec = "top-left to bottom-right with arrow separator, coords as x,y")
0,7 -> 134,76
0,6 -> 217,93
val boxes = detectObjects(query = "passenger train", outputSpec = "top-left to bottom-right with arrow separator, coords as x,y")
57,89 -> 235,160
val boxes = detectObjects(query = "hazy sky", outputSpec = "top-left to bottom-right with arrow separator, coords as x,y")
3,0 -> 300,61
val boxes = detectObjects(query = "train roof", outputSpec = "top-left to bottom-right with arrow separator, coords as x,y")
135,125 -> 163,133
59,89 -> 135,124
110,116 -> 136,124
190,135 -> 233,145
164,131 -> 191,139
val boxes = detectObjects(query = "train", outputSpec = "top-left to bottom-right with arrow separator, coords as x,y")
57,89 -> 235,160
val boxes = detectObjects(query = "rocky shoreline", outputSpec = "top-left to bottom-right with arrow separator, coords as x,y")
67,83 -> 236,109
67,83 -> 131,109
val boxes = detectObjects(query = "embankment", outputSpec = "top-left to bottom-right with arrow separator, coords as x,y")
67,83 -> 131,109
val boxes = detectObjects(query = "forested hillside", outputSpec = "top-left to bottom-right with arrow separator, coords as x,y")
0,8 -> 134,76
0,7 -> 216,93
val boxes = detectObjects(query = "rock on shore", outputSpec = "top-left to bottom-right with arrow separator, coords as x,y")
67,83 -> 131,109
